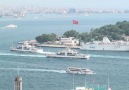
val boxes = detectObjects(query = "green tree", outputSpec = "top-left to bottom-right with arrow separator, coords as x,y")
116,21 -> 129,35
49,33 -> 57,41
90,22 -> 127,41
79,32 -> 91,42
63,30 -> 79,38
35,33 -> 57,43
35,35 -> 44,43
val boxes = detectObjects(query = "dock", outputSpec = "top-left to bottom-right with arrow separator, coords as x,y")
36,44 -> 80,49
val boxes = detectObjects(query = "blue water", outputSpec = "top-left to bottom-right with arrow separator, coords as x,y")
0,13 -> 129,90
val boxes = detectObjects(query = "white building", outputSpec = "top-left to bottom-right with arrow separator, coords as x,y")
124,36 -> 129,41
60,37 -> 79,46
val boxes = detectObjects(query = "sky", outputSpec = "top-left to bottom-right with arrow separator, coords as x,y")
0,0 -> 129,9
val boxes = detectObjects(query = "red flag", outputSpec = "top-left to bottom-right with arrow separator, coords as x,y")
73,20 -> 78,24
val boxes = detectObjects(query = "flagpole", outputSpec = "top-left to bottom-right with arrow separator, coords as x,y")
107,74 -> 111,90
72,20 -> 78,31
72,20 -> 74,31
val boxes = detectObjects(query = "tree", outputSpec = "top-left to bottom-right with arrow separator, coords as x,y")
90,21 -> 129,41
79,32 -> 91,42
35,35 -> 44,43
35,33 -> 57,43
49,33 -> 57,41
63,30 -> 79,38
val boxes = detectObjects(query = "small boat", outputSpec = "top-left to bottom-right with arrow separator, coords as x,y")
10,42 -> 53,55
47,47 -> 90,59
5,24 -> 17,28
66,67 -> 95,75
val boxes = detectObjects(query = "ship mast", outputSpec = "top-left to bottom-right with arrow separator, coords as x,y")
18,68 -> 19,76
85,74 -> 87,88
72,73 -> 74,90
107,75 -> 111,90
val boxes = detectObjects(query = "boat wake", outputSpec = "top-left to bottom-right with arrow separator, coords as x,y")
91,54 -> 129,59
0,52 -> 46,58
0,68 -> 66,74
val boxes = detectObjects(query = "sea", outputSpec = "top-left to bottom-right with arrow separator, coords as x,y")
0,13 -> 129,90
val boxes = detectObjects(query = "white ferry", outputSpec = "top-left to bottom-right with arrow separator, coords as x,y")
47,47 -> 90,59
66,67 -> 95,75
80,37 -> 129,51
10,42 -> 53,55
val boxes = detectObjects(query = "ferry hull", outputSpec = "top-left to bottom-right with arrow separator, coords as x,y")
66,67 -> 95,75
80,44 -> 129,51
10,49 -> 36,53
10,48 -> 53,55
47,55 -> 90,59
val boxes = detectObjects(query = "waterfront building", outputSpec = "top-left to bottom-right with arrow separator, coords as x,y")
60,37 -> 79,46
122,35 -> 129,41
14,76 -> 22,90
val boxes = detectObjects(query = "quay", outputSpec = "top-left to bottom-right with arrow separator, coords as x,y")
36,44 -> 80,49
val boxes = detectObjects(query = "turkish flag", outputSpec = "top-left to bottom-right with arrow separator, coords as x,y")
73,20 -> 78,24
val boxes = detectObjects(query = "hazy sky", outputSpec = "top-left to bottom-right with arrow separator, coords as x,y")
1,0 -> 129,9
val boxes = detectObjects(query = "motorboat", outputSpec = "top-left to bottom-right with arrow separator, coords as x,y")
47,47 -> 90,59
66,67 -> 95,75
5,24 -> 17,28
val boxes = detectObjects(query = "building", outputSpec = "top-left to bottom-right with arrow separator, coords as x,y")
14,76 -> 22,90
60,37 -> 79,46
123,36 -> 129,41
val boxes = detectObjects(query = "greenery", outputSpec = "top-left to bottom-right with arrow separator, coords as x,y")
35,33 -> 57,43
63,30 -> 79,38
35,21 -> 129,43
90,21 -> 129,41
79,32 -> 91,42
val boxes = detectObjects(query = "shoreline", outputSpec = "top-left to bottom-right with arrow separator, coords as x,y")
36,44 -> 80,49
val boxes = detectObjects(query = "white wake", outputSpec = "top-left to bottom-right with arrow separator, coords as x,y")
0,52 -> 46,58
0,68 -> 66,74
91,54 -> 129,59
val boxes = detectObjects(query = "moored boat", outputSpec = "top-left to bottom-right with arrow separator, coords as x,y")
10,44 -> 42,53
80,37 -> 129,51
10,42 -> 53,55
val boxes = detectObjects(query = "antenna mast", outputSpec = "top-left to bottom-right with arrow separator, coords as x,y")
18,68 -> 19,76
